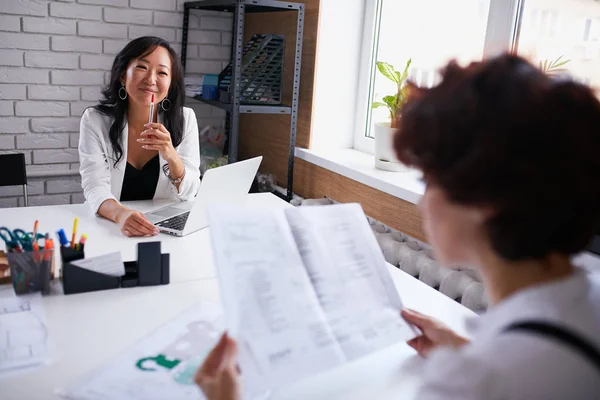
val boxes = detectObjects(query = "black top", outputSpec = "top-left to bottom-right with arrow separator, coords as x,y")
120,155 -> 159,202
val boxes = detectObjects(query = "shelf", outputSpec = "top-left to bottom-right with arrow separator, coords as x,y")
188,96 -> 291,114
184,0 -> 302,12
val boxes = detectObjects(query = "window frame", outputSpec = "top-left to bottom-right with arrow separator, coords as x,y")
352,0 -> 524,154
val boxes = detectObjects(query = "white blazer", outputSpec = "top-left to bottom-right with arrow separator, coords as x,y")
78,106 -> 201,214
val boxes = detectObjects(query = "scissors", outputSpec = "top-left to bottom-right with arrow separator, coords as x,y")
0,228 -> 39,252
0,227 -> 22,252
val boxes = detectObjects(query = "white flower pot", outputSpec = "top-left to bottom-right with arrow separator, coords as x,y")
373,121 -> 409,172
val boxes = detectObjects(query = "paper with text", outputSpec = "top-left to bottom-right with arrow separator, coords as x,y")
71,252 -> 125,277
208,208 -> 345,396
285,204 -> 419,360
60,302 -> 224,400
0,286 -> 52,380
208,203 -> 418,395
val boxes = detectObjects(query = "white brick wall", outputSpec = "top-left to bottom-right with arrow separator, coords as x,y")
1,49 -> 24,66
0,0 -> 232,207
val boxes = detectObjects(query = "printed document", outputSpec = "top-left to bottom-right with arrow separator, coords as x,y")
208,203 -> 418,396
0,286 -> 51,380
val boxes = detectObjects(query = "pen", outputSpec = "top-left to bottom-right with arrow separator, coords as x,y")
32,220 -> 39,252
149,93 -> 154,124
71,218 -> 78,249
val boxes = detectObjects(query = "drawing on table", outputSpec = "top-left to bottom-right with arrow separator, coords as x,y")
0,298 -> 32,314
61,303 -> 224,400
0,289 -> 51,377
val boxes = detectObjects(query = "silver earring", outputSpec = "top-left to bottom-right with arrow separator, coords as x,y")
160,98 -> 171,111
118,84 -> 127,100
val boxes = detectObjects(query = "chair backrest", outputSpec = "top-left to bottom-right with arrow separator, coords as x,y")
0,153 -> 27,187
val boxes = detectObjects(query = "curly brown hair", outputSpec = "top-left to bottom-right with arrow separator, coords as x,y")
394,54 -> 600,261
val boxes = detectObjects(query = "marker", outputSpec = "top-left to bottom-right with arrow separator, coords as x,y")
43,238 -> 54,261
71,218 -> 79,249
79,234 -> 88,246
57,229 -> 69,247
149,93 -> 154,124
32,220 -> 39,252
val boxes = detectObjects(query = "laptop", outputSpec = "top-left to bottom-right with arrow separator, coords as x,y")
144,156 -> 263,237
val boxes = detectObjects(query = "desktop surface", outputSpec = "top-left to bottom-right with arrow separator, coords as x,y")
0,193 -> 475,400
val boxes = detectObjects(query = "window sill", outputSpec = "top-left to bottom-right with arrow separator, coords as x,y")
294,148 -> 425,205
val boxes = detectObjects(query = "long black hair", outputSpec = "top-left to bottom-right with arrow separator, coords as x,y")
94,36 -> 185,166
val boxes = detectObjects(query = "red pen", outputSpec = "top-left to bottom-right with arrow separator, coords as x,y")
149,93 -> 154,124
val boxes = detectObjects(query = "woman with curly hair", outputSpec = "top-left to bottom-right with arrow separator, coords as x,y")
195,54 -> 600,399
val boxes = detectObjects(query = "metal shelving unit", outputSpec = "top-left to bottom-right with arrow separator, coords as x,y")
182,0 -> 305,201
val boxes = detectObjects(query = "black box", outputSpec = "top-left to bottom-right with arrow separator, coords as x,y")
61,242 -> 170,295
137,242 -> 162,286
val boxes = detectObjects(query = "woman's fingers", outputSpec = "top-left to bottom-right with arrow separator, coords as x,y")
198,333 -> 230,380
144,122 -> 169,133
141,144 -> 164,151
195,334 -> 240,400
126,213 -> 158,236
132,213 -> 159,235
122,223 -> 144,237
127,220 -> 154,236
401,308 -> 435,330
220,364 -> 240,400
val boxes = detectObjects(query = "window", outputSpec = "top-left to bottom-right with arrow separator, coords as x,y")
355,0 -> 505,153
354,0 -> 600,154
517,0 -> 600,86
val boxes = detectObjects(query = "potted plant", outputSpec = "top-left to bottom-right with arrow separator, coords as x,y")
372,59 -> 412,172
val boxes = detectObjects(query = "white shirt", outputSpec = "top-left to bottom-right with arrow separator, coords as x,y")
78,106 -> 201,214
419,269 -> 600,399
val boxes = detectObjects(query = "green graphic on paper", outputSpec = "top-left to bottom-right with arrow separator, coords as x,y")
134,321 -> 219,385
136,354 -> 181,371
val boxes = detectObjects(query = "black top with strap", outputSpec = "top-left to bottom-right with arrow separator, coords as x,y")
505,321 -> 600,374
120,155 -> 159,202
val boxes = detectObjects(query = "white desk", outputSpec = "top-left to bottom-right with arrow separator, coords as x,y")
0,194 -> 287,284
1,193 -> 476,400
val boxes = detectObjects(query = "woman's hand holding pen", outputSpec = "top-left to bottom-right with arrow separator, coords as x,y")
114,207 -> 158,237
138,123 -> 178,163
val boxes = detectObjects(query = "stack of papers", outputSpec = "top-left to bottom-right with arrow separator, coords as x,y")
184,75 -> 205,98
60,303 -> 224,400
0,286 -> 52,380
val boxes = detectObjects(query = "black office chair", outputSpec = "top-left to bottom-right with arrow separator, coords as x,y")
0,153 -> 28,207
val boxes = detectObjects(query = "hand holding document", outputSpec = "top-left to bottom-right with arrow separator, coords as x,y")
208,203 -> 419,397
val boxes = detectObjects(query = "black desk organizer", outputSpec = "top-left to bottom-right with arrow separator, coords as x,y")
61,242 -> 170,295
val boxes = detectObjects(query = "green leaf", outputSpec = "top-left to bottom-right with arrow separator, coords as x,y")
551,59 -> 570,69
400,58 -> 412,83
399,85 -> 411,106
540,55 -> 571,74
382,94 -> 397,108
376,61 -> 400,83
372,101 -> 386,109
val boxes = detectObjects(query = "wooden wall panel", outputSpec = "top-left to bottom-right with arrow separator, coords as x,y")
294,159 -> 427,242
237,0 -> 427,242
239,0 -> 318,184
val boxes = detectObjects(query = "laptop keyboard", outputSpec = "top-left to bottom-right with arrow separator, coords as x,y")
156,212 -> 190,231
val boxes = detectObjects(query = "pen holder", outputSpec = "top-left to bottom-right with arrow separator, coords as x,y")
60,245 -> 85,264
7,249 -> 55,295
59,246 -> 85,278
